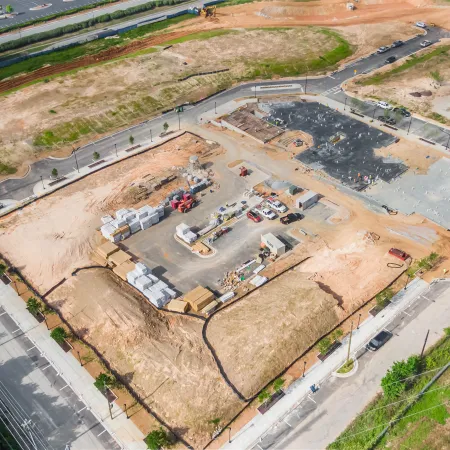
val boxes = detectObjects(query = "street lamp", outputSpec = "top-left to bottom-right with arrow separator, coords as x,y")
344,97 -> 348,111
114,143 -> 118,158
356,313 -> 362,330
226,427 -> 231,443
445,132 -> 450,150
302,360 -> 307,378
73,147 -> 80,173
40,175 -> 45,190
178,111 -> 181,131
407,116 -> 413,135
77,351 -> 83,366
214,101 -> 217,114
150,129 -> 153,142
372,107 -> 377,120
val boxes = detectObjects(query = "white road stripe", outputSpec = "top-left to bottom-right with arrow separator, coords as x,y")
97,429 -> 107,437
77,406 -> 87,413
26,346 -> 36,352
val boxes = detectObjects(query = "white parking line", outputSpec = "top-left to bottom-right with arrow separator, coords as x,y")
11,328 -> 21,334
26,346 -> 36,352
77,406 -> 87,413
0,312 -> 6,316
42,364 -> 51,370
59,384 -> 69,390
307,395 -> 316,404
97,429 -> 107,437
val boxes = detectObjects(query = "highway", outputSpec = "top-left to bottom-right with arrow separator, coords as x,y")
0,0 -> 202,45
1,25 -> 448,203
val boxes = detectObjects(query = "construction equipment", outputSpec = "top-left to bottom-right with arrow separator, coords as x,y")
200,5 -> 216,17
178,193 -> 198,213
389,248 -> 410,261
239,166 -> 248,177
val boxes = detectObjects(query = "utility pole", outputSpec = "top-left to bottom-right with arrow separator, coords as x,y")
407,116 -> 413,135
103,381 -> 113,420
226,427 -> 231,443
420,329 -> 430,359
73,147 -> 79,173
346,321 -> 354,362
40,175 -> 45,190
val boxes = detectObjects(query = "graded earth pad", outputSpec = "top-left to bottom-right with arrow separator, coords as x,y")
47,269 -> 244,447
206,268 -> 340,398
0,133 -> 219,291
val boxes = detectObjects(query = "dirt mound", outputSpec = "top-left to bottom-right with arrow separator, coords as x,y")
48,269 -> 244,447
207,269 -> 340,398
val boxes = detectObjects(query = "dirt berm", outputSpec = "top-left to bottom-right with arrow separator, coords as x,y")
206,268 -> 340,398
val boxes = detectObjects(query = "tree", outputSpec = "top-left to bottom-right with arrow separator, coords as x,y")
145,427 -> 171,450
129,135 -> 135,145
5,5 -> 13,13
317,337 -> 332,355
381,356 -> 421,399
0,263 -> 6,276
163,122 -> 169,133
26,297 -> 41,316
51,168 -> 58,178
376,287 -> 393,308
273,378 -> 285,392
93,151 -> 100,161
258,389 -> 270,404
94,372 -> 116,391
50,327 -> 67,345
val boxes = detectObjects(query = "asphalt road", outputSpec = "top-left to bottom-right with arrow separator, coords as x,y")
255,279 -> 450,450
0,26 -> 449,203
0,306 -> 120,450
0,0 -> 201,39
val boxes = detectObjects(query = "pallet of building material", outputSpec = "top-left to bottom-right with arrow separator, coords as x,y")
113,260 -> 136,281
201,300 -> 219,317
183,286 -> 215,312
166,299 -> 189,313
101,215 -> 114,225
108,250 -> 132,267
135,262 -> 151,275
96,241 -> 119,259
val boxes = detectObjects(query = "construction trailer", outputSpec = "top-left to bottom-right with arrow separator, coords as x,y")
295,191 -> 319,211
261,233 -> 286,256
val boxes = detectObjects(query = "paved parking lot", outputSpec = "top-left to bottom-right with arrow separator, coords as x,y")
0,307 -> 120,450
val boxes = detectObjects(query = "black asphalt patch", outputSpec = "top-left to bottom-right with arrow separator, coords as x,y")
268,102 -> 407,190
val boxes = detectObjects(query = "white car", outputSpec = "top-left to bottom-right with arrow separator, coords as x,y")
261,208 -> 277,220
377,101 -> 393,110
267,198 -> 288,213
377,46 -> 389,54
415,21 -> 426,28
420,40 -> 432,48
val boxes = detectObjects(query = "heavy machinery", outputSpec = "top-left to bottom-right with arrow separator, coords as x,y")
200,5 -> 216,17
239,166 -> 248,177
171,193 -> 198,213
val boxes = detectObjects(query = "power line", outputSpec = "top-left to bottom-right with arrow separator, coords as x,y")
333,400 -> 450,444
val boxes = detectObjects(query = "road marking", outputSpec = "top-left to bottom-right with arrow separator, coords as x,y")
321,86 -> 341,96
60,384 -> 69,390
77,406 -> 87,413
307,394 -> 316,403
283,418 -> 292,428
26,346 -> 36,352
0,312 -> 6,316
11,328 -> 21,334
97,429 -> 107,437
402,310 -> 411,316
42,364 -> 51,370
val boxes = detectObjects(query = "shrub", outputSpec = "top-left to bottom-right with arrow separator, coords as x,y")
94,372 -> 116,391
93,151 -> 100,160
0,264 -> 6,276
145,428 -> 171,450
50,327 -> 67,344
51,168 -> 58,178
163,122 -> 169,132
258,389 -> 270,403
317,337 -> 332,355
26,297 -> 42,316
381,356 -> 421,400
129,135 -> 135,145
273,378 -> 285,392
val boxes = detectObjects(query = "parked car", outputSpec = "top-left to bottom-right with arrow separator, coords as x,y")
377,46 -> 389,54
280,213 -> 303,224
389,247 -> 410,261
415,21 -> 426,28
393,107 -> 411,117
246,210 -> 262,223
391,40 -> 404,48
385,55 -> 396,64
420,40 -> 432,48
366,330 -> 393,351
378,115 -> 396,125
260,208 -> 277,220
376,101 -> 393,110
266,197 -> 288,213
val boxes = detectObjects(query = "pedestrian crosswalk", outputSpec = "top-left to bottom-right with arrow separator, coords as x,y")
321,86 -> 342,96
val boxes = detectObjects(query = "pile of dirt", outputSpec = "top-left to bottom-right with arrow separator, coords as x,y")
207,269 -> 340,398
48,269 -> 244,447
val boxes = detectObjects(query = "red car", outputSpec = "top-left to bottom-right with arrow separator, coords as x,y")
247,210 -> 262,223
389,248 -> 410,261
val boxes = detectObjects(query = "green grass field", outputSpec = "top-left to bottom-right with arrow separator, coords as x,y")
328,334 -> 450,450
358,45 -> 450,86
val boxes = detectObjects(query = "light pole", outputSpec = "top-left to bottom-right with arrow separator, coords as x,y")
346,321 -> 354,362
305,71 -> 308,94
372,107 -> 377,120
420,330 -> 430,359
226,427 -> 231,443
344,97 -> 348,111
40,175 -> 45,190
114,143 -> 118,158
77,351 -> 83,366
178,111 -> 181,131
124,403 -> 129,419
73,147 -> 79,173
407,116 -> 413,135
150,129 -> 153,142
302,360 -> 307,377
214,101 -> 217,114
445,133 -> 450,150
356,313 -> 362,330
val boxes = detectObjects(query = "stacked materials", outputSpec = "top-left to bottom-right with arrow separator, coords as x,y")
176,223 -> 197,244
183,286 -> 215,312
126,262 -> 176,308
100,205 -> 165,242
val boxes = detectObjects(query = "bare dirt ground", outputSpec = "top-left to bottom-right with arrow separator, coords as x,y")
207,266 -> 340,397
0,0 -> 441,174
48,269 -> 243,447
0,133 -> 218,291
346,40 -> 450,120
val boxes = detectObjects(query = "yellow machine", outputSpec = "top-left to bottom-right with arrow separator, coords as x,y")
200,5 -> 216,17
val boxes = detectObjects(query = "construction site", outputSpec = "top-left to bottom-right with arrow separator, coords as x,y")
1,0 -> 450,448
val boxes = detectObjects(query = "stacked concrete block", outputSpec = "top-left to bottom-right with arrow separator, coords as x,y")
135,262 -> 151,275
155,205 -> 165,218
135,275 -> 153,291
116,208 -> 131,219
140,217 -> 152,230
126,269 -> 141,286
101,223 -> 121,243
101,215 -> 114,225
176,223 -> 197,244
129,218 -> 141,234
164,288 -> 177,300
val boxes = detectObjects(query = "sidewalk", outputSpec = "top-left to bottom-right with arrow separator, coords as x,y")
0,282 -> 146,450
221,277 -> 429,450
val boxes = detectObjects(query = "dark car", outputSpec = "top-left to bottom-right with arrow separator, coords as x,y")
378,116 -> 396,125
385,56 -> 396,64
391,40 -> 404,48
393,107 -> 411,117
366,330 -> 393,351
247,210 -> 262,223
280,213 -> 303,224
